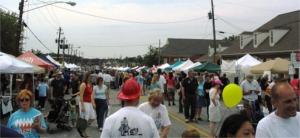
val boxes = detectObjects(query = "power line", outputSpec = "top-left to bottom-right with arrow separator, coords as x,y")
75,43 -> 159,48
33,0 -> 60,27
52,5 -> 207,24
216,0 -> 282,13
23,22 -> 55,53
216,16 -> 246,31
215,14 -> 261,25
0,5 -> 14,12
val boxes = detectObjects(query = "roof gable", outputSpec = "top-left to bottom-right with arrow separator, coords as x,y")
220,10 -> 300,56
161,38 -> 223,57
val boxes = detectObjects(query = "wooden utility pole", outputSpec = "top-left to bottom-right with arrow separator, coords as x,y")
57,27 -> 62,61
15,0 -> 25,56
211,0 -> 217,63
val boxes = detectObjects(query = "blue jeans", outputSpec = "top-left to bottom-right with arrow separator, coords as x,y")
94,98 -> 108,128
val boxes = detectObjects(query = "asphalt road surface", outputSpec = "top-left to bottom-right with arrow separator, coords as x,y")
2,88 -> 241,138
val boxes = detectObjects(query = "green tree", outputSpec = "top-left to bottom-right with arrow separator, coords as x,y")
223,35 -> 238,41
0,10 -> 21,55
31,49 -> 43,55
143,45 -> 161,67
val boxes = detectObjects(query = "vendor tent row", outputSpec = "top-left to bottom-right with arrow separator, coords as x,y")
107,54 -> 290,75
0,51 -> 80,72
107,59 -> 221,74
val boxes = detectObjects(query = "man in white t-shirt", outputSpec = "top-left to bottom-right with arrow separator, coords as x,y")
103,71 -> 112,90
100,78 -> 159,138
138,89 -> 171,138
256,82 -> 300,137
98,70 -> 104,78
157,69 -> 166,93
240,74 -> 261,121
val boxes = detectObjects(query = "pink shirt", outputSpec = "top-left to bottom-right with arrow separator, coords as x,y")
166,77 -> 175,87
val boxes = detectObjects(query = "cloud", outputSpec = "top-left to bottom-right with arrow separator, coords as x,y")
2,0 -> 299,59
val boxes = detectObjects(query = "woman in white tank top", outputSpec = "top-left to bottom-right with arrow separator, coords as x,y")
209,79 -> 223,138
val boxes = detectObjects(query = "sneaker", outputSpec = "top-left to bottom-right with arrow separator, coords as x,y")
185,119 -> 189,123
198,118 -> 203,121
98,127 -> 103,132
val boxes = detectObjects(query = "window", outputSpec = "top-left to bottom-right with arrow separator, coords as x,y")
270,31 -> 273,43
240,36 -> 243,47
254,33 -> 257,45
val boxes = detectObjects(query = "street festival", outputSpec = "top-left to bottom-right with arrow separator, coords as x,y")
1,0 -> 300,138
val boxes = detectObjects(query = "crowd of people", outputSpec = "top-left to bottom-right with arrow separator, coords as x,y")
1,67 -> 300,138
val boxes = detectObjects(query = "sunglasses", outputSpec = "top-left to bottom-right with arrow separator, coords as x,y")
19,98 -> 30,102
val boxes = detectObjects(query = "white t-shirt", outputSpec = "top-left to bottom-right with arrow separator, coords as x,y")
158,75 -> 166,92
101,107 -> 159,138
137,102 -> 171,132
104,74 -> 112,83
256,112 -> 300,138
98,72 -> 103,78
240,79 -> 260,101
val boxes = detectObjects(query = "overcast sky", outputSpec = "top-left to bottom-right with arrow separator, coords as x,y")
2,0 -> 299,59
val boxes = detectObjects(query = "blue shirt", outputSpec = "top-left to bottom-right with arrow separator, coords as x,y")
93,85 -> 107,99
37,83 -> 48,97
7,108 -> 47,138
136,75 -> 144,85
198,82 -> 204,96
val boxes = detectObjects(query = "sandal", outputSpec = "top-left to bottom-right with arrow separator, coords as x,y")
77,129 -> 84,137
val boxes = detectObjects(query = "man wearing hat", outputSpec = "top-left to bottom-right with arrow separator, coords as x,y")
240,74 -> 261,122
50,70 -> 66,99
100,78 -> 159,138
182,69 -> 198,123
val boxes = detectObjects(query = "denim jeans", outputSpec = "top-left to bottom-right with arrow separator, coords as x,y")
94,98 -> 108,128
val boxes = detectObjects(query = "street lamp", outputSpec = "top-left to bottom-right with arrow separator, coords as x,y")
14,0 -> 76,56
24,1 -> 76,13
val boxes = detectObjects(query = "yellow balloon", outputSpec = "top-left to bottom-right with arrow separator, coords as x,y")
222,84 -> 243,108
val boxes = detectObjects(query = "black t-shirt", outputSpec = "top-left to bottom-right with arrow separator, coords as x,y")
203,81 -> 212,99
260,78 -> 269,91
71,79 -> 80,95
182,77 -> 198,95
51,79 -> 66,98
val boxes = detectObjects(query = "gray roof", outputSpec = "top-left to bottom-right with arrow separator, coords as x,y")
220,10 -> 300,56
161,38 -> 223,57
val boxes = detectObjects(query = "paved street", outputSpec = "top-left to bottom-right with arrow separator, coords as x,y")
2,88 -> 241,138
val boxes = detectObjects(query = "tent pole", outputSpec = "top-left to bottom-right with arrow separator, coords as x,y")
32,74 -> 35,108
10,74 -> 13,114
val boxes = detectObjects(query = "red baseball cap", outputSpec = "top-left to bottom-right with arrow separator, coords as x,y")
117,78 -> 141,100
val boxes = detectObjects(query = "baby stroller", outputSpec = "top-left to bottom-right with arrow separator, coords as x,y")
46,97 -> 75,134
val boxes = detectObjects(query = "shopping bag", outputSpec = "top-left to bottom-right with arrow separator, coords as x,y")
76,114 -> 87,130
107,105 -> 111,117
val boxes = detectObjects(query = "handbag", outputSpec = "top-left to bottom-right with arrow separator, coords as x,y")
76,114 -> 87,130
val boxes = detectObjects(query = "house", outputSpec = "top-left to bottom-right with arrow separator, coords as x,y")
220,10 -> 300,60
160,38 -> 224,63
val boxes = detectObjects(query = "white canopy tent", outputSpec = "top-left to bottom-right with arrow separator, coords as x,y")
46,55 -> 61,68
222,54 -> 262,83
158,63 -> 170,70
172,59 -> 194,72
0,52 -> 35,113
181,62 -> 201,74
0,52 -> 34,73
136,66 -> 145,72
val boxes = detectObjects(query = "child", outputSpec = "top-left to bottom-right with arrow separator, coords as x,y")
37,78 -> 49,110
70,99 -> 77,128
